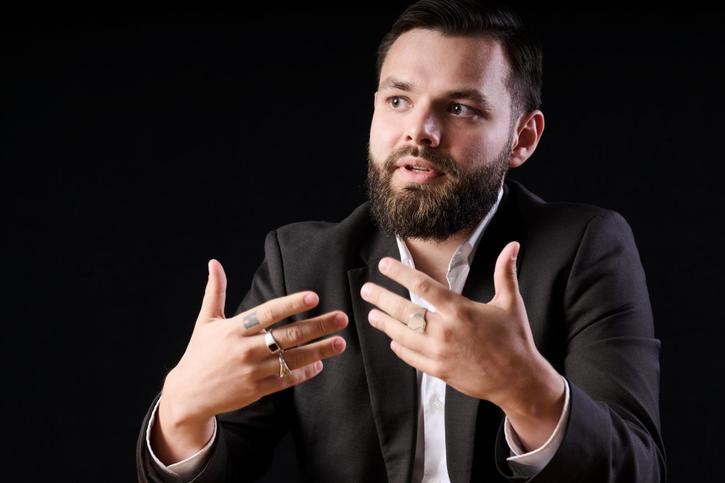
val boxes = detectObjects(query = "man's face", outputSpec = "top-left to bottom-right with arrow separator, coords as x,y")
368,28 -> 517,240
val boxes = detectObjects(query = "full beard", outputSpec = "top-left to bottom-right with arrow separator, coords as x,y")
367,142 -> 510,241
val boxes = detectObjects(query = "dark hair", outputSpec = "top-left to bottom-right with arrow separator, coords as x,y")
376,0 -> 543,121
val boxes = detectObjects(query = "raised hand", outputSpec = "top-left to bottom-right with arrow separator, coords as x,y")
152,259 -> 348,464
360,241 -> 565,450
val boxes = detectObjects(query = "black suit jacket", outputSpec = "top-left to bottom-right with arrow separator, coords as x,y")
137,178 -> 666,482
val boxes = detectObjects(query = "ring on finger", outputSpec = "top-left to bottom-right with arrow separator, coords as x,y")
278,352 -> 291,378
264,329 -> 283,354
407,308 -> 427,334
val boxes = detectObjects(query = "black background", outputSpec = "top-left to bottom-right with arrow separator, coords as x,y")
4,4 -> 724,482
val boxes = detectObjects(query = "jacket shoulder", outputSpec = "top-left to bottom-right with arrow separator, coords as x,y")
505,177 -> 632,237
271,202 -> 376,261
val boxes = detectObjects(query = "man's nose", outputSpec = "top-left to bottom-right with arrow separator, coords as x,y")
405,103 -> 441,148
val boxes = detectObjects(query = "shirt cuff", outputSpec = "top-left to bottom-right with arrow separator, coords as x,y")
146,396 -> 217,480
503,376 -> 570,477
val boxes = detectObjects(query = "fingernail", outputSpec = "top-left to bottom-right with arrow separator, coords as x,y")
333,338 -> 346,352
305,293 -> 318,305
378,258 -> 391,272
314,361 -> 323,372
361,283 -> 372,298
368,310 -> 378,326
335,313 -> 347,325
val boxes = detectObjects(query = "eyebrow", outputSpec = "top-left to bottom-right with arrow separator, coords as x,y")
379,76 -> 493,110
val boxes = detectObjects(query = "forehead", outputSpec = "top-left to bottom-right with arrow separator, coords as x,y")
379,28 -> 511,103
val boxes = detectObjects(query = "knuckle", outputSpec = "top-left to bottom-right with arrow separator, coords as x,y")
413,277 -> 431,296
285,325 -> 306,346
448,304 -> 466,323
316,317 -> 328,335
438,325 -> 453,344
323,340 -> 339,358
237,345 -> 254,364
246,360 -> 266,379
236,362 -> 258,385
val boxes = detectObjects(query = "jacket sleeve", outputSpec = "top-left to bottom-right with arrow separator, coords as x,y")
136,230 -> 294,483
495,210 -> 666,482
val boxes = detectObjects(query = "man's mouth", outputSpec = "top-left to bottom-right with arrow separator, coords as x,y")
406,165 -> 433,173
395,156 -> 444,175
393,156 -> 445,183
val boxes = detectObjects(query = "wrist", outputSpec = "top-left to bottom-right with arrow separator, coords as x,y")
500,357 -> 565,451
160,369 -> 212,429
152,375 -> 216,465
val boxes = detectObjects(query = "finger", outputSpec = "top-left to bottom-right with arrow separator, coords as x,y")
257,336 -> 346,378
249,311 -> 348,358
376,257 -> 451,311
360,281 -> 428,325
198,259 -> 227,323
255,360 -> 325,396
490,241 -> 521,308
389,340 -> 440,377
230,291 -> 319,335
367,309 -> 430,355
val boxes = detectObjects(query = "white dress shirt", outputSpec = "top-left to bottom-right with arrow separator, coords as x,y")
147,185 -> 571,481
398,186 -> 570,482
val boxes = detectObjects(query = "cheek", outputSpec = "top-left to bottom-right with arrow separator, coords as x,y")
369,110 -> 399,161
447,137 -> 484,169
453,131 -> 504,168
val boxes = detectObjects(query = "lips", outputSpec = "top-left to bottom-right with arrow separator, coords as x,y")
394,156 -> 444,176
392,156 -> 445,183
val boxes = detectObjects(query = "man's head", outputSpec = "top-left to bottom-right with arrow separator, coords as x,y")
367,0 -> 545,241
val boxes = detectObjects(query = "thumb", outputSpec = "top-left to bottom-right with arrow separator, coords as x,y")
198,259 -> 227,322
490,241 -> 521,308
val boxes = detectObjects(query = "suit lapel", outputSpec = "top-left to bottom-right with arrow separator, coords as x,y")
445,182 -> 525,483
348,230 -> 418,483
345,181 -> 525,483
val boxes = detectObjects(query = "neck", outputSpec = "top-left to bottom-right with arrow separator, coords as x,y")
403,226 -> 475,286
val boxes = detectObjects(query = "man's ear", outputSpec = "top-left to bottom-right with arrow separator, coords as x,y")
509,110 -> 545,169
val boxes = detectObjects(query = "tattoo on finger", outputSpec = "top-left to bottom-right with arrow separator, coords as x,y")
243,311 -> 260,329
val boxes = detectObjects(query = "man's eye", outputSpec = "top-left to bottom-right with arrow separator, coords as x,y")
448,103 -> 479,118
387,96 -> 408,109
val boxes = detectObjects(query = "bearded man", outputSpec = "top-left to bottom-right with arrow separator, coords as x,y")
137,1 -> 665,482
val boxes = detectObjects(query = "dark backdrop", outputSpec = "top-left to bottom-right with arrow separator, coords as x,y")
3,5 -> 723,482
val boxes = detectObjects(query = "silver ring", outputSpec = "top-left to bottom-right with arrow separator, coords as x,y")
278,352 -> 291,378
264,329 -> 282,354
407,308 -> 427,334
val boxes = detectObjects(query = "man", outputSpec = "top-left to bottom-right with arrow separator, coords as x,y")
137,1 -> 665,481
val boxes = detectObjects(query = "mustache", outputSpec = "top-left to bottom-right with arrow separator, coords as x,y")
382,146 -> 461,178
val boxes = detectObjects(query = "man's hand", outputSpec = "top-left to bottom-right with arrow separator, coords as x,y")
152,259 -> 348,464
360,241 -> 565,451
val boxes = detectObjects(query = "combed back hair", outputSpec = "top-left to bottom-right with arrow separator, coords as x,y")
375,0 -> 543,122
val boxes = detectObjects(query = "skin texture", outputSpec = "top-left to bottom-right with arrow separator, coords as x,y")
365,29 -> 561,451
